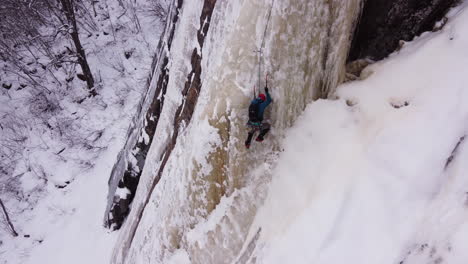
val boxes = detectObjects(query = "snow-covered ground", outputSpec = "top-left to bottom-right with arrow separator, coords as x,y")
244,3 -> 468,263
0,1 -> 164,263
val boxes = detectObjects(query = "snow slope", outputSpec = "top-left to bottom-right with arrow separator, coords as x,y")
246,3 -> 468,263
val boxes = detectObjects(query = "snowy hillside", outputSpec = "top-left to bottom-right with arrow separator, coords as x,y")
0,0 -> 165,263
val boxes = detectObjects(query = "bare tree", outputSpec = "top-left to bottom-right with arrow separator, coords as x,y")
0,0 -> 53,64
0,198 -> 18,237
58,0 -> 96,96
146,0 -> 170,24
0,0 -> 97,96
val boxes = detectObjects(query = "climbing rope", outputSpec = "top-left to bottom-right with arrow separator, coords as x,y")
254,0 -> 275,92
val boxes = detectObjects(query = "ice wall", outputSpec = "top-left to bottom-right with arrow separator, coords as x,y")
111,0 -> 362,263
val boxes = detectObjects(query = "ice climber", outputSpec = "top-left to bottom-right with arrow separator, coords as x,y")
245,86 -> 272,149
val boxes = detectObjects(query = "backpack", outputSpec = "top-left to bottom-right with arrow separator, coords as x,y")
248,101 -> 261,122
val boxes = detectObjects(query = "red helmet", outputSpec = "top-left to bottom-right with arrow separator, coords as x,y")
258,94 -> 266,101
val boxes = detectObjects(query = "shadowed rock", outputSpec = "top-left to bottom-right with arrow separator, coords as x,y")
349,0 -> 459,61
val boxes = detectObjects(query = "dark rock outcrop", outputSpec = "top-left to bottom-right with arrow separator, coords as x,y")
2,83 -> 12,90
109,182 -> 131,230
344,58 -> 374,82
349,0 -> 459,61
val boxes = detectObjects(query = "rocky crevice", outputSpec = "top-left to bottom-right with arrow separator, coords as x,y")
106,0 -> 183,230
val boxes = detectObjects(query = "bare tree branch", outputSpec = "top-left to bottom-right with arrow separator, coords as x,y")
0,198 -> 18,237
58,0 -> 96,96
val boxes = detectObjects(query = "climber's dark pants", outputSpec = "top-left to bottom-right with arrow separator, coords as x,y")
245,121 -> 270,145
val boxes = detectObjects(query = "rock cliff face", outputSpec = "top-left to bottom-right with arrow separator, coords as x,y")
106,0 -> 462,262
349,0 -> 459,61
